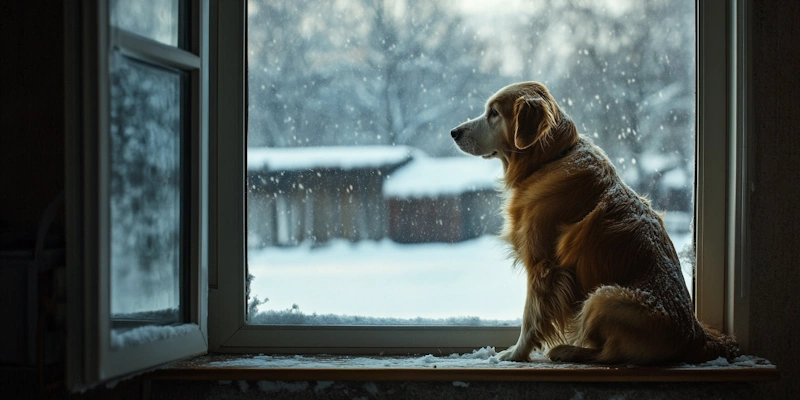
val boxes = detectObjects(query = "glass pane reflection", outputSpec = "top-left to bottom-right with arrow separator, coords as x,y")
110,0 -> 183,48
109,53 -> 186,327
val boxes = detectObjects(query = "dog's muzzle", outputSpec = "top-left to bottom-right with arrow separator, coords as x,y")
450,127 -> 465,141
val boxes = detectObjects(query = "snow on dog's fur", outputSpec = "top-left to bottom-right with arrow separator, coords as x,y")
450,81 -> 738,364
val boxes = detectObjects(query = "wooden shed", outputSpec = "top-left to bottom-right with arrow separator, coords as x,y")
247,146 -> 414,247
383,156 -> 504,244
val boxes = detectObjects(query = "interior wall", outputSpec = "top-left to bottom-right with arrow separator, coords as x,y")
747,0 -> 800,398
0,1 -> 66,229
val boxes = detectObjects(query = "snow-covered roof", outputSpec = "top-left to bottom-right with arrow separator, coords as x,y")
639,152 -> 679,173
383,155 -> 503,199
662,168 -> 688,189
247,145 -> 415,172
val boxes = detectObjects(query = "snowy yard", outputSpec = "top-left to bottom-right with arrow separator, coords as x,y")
247,230 -> 692,323
248,235 -> 526,322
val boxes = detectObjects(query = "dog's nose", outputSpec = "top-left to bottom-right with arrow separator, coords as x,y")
450,127 -> 464,141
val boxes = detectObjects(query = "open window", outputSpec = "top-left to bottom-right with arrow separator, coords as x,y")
210,0 -> 751,355
66,0 -> 209,389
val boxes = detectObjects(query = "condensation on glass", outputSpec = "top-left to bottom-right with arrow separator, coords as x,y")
109,53 -> 187,329
245,0 -> 696,325
110,0 -> 184,48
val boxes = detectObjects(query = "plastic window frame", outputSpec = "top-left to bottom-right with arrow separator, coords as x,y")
66,0 -> 210,390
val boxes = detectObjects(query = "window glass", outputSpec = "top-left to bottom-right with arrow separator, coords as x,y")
109,53 -> 188,333
110,0 -> 185,48
246,0 -> 695,325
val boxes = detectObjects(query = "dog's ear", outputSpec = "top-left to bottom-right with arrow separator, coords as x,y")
513,95 -> 556,150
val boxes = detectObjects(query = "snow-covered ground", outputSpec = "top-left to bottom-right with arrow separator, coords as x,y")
247,230 -> 692,323
248,235 -> 525,321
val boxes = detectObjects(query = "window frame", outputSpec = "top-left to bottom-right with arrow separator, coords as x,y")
695,0 -> 752,350
208,0 -> 752,354
66,0 -> 210,389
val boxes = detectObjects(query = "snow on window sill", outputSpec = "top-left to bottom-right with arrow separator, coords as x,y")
145,347 -> 778,383
111,323 -> 199,349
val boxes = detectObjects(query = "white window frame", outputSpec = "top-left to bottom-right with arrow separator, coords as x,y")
66,0 -> 210,389
210,0 -> 752,354
695,0 -> 752,350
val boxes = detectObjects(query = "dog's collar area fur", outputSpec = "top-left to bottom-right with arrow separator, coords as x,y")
545,113 -> 578,165
550,141 -> 578,164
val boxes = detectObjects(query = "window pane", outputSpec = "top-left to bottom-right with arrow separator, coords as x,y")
246,0 -> 695,325
109,54 -> 187,331
110,0 -> 185,48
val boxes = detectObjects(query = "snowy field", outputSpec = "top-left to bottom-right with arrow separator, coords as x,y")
247,230 -> 692,323
248,235 -> 526,321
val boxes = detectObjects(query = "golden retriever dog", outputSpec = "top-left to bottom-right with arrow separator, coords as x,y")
450,81 -> 739,364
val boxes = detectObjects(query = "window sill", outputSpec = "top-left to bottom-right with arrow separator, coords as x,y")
145,353 -> 778,383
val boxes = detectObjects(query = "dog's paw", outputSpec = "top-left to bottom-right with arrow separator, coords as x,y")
548,344 -> 601,363
496,345 -> 531,362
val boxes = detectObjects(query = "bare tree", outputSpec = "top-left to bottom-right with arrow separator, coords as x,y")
247,0 -> 499,155
350,0 -> 496,150
248,1 -> 338,147
516,0 -> 695,209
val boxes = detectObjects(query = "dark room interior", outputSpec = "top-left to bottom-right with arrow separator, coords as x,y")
1,0 -> 798,398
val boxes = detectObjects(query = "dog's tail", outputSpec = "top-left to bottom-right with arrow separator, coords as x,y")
686,323 -> 740,363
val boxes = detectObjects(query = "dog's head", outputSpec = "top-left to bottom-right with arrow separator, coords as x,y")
451,82 -> 576,177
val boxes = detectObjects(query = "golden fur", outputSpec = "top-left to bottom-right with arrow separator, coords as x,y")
450,82 -> 739,364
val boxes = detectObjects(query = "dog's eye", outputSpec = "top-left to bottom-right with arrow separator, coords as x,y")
488,108 -> 499,120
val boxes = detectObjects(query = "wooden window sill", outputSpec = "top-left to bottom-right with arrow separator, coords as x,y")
145,353 -> 779,383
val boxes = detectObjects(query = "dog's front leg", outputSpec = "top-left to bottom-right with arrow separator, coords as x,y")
496,283 -> 541,361
497,262 -> 575,362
